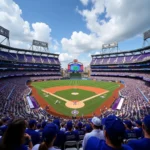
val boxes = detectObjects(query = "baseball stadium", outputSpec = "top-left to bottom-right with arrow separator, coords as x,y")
0,0 -> 150,150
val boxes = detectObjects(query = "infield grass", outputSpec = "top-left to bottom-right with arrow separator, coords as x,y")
31,80 -> 120,116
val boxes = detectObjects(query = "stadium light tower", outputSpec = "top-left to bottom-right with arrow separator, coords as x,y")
102,42 -> 119,54
143,29 -> 150,47
0,26 -> 10,46
30,39 -> 49,52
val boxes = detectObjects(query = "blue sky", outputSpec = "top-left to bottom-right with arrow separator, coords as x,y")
1,0 -> 150,68
14,0 -> 90,40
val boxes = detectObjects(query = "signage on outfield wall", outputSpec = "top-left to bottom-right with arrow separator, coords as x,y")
144,30 -> 150,40
32,40 -> 48,48
102,42 -> 118,49
0,26 -> 9,38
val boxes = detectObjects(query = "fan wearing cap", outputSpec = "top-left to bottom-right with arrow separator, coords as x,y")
124,120 -> 138,139
65,121 -> 79,142
85,115 -> 132,150
32,123 -> 61,150
134,120 -> 143,138
75,122 -> 85,136
53,119 -> 65,149
128,115 -> 150,150
82,117 -> 104,150
25,120 -> 40,146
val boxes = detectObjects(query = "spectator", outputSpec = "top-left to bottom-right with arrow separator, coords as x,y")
65,121 -> 79,141
60,123 -> 66,132
134,120 -> 143,138
85,124 -> 92,133
76,122 -> 85,136
0,119 -> 32,150
53,119 -> 65,149
26,120 -> 40,146
35,124 -> 41,132
82,117 -> 104,150
124,120 -> 138,139
32,123 -> 60,150
128,115 -> 150,150
85,115 -> 132,150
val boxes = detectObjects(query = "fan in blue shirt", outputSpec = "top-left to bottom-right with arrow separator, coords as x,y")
25,120 -> 40,146
85,115 -> 133,150
65,121 -> 79,141
128,115 -> 150,150
124,120 -> 138,139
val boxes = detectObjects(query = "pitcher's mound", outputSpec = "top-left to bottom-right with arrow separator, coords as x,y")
71,92 -> 79,95
65,100 -> 85,109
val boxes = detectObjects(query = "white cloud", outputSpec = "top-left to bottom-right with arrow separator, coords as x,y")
0,0 -> 52,48
79,0 -> 150,43
80,0 -> 89,6
59,53 -> 73,62
61,31 -> 102,54
62,0 -> 150,57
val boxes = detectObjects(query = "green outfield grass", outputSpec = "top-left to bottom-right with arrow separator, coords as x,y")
31,80 -> 120,116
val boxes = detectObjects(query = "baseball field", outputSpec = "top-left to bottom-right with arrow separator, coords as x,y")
30,80 -> 123,117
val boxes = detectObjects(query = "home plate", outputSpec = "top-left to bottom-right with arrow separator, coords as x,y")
71,92 -> 79,95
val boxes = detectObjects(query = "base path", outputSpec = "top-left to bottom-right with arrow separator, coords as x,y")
42,90 -> 68,102
43,86 -> 108,109
81,91 -> 108,102
29,82 -> 124,118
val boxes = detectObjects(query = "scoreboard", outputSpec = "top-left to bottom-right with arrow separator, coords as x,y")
68,63 -> 83,72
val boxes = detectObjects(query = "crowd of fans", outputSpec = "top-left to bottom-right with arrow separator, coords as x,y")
0,115 -> 150,150
91,52 -> 150,65
0,72 -> 150,149
0,71 -> 61,78
91,72 -> 150,79
91,76 -> 150,120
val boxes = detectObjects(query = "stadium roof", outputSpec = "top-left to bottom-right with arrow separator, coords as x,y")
92,46 -> 150,57
0,43 -> 59,57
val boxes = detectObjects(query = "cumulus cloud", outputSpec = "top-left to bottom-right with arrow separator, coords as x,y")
59,53 -> 73,62
61,31 -> 102,54
80,0 -> 89,6
62,0 -> 150,55
0,0 -> 52,48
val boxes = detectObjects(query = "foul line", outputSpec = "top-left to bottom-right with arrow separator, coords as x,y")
81,91 -> 108,102
42,84 -> 119,103
42,90 -> 68,102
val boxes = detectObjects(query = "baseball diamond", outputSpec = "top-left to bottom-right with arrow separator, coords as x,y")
1,2 -> 150,150
30,80 -> 123,117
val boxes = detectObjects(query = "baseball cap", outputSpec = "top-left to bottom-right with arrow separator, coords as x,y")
135,120 -> 142,126
53,119 -> 60,128
104,115 -> 125,140
29,120 -> 36,126
67,121 -> 73,129
42,121 -> 47,128
42,123 -> 59,142
91,117 -> 101,126
124,120 -> 132,129
143,115 -> 150,129
85,124 -> 92,132
37,124 -> 41,128
78,122 -> 82,128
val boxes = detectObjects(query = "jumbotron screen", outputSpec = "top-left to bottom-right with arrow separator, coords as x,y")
68,64 -> 83,72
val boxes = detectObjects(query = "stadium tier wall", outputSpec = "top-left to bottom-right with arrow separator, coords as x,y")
0,44 -> 62,80
90,46 -> 150,83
